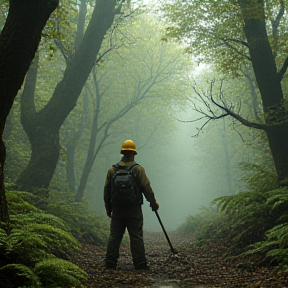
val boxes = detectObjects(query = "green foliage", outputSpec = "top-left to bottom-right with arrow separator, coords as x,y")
6,190 -> 38,215
160,0 -> 288,76
48,190 -> 109,245
238,162 -> 278,192
41,0 -> 78,59
177,207 -> 221,237
243,190 -> 288,269
34,258 -> 87,288
213,191 -> 271,251
0,258 -> 87,288
177,162 -> 288,271
0,191 -> 87,287
0,227 -> 7,254
0,264 -> 40,288
204,165 -> 280,251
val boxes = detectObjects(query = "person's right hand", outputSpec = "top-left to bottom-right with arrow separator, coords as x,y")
150,202 -> 159,212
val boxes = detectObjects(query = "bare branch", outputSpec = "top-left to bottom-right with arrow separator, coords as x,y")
210,94 -> 267,130
137,121 -> 159,151
95,8 -> 137,65
177,112 -> 228,124
192,118 -> 212,138
54,39 -> 69,64
222,38 -> 249,48
232,120 -> 245,142
216,38 -> 251,61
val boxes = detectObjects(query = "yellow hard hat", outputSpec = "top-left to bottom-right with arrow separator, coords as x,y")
120,139 -> 137,155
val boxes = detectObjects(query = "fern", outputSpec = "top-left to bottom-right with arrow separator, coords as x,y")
179,162 -> 288,270
0,188 -> 87,287
6,212 -> 80,261
177,207 -> 221,236
0,264 -> 40,287
48,194 -> 109,245
34,258 -> 87,288
266,248 -> 288,264
24,223 -> 81,258
212,190 -> 267,215
0,227 -> 6,245
238,162 -> 278,192
266,224 -> 288,249
6,191 -> 38,215
10,212 -> 69,231
266,187 -> 288,223
5,228 -> 48,264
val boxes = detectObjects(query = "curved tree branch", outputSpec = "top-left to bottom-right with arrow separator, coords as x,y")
215,38 -> 251,61
210,94 -> 267,130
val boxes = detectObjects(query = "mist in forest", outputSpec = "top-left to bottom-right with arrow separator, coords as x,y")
2,1 -> 246,233
87,106 -> 239,232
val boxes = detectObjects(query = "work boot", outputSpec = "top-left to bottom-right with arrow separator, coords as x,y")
105,261 -> 117,270
105,264 -> 117,270
135,263 -> 150,270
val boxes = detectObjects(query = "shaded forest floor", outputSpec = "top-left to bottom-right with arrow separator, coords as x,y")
71,231 -> 288,288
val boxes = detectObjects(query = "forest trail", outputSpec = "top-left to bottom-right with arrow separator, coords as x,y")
71,231 -> 288,288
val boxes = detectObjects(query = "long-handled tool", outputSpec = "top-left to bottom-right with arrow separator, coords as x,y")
155,211 -> 176,253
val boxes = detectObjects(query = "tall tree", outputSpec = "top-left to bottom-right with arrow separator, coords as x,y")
17,0 -> 121,193
71,15 -> 192,201
0,0 -> 58,225
162,0 -> 288,185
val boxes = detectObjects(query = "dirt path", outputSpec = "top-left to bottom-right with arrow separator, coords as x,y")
71,231 -> 288,287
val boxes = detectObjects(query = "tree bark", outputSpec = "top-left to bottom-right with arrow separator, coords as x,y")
17,0 -> 119,191
238,0 -> 288,184
0,0 -> 58,226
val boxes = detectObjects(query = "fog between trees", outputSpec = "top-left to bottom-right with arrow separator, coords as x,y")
2,0 -> 277,231
3,2 -> 288,287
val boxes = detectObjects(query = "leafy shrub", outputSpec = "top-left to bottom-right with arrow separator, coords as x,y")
178,163 -> 288,271
0,264 -> 40,288
243,190 -> 288,269
48,190 -> 109,245
0,191 -> 87,287
177,207 -> 222,236
238,162 -> 278,193
6,190 -> 38,215
34,258 -> 87,288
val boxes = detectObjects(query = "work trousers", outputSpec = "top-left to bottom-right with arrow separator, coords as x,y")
105,214 -> 147,269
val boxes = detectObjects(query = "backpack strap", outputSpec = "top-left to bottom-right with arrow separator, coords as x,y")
113,162 -> 138,171
128,162 -> 139,171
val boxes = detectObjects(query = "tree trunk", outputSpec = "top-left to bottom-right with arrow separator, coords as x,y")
243,67 -> 261,122
75,155 -> 95,202
0,0 -> 58,226
17,0 -> 119,191
66,143 -> 76,192
238,0 -> 288,184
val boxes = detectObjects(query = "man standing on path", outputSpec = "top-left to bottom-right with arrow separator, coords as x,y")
104,139 -> 159,270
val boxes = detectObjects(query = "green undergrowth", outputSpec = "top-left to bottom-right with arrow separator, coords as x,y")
47,190 -> 109,245
0,189 -> 109,287
177,163 -> 288,271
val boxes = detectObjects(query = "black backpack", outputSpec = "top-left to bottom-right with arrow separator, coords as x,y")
111,163 -> 139,205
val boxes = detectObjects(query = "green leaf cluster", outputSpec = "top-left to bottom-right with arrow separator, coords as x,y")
0,191 -> 87,287
47,190 -> 109,245
177,162 -> 288,269
160,0 -> 288,77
